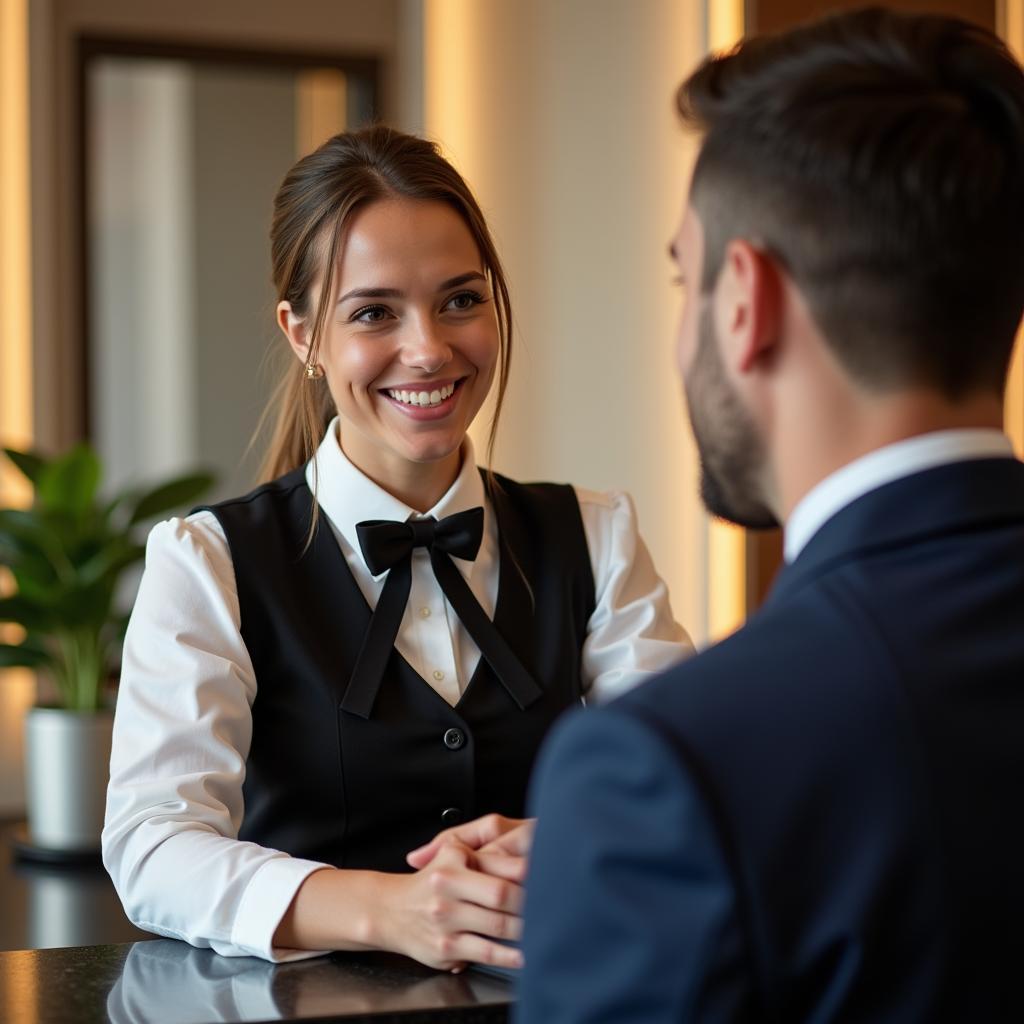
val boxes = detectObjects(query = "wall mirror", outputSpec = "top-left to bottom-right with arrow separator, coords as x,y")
81,39 -> 379,500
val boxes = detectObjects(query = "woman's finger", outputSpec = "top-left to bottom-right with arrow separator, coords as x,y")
442,901 -> 524,944
446,929 -> 525,970
428,843 -> 525,914
477,820 -> 535,858
472,850 -> 528,883
406,813 -> 521,868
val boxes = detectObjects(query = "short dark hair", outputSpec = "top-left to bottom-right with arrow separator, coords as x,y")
678,6 -> 1024,398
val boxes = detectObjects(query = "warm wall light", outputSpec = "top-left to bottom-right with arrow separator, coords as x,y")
423,0 -> 479,177
999,0 -> 1024,456
0,0 -> 36,818
1011,340 -> 1024,458
708,0 -> 744,56
1,0 -> 33,469
704,0 -> 747,642
295,69 -> 348,159
422,0 -> 492,454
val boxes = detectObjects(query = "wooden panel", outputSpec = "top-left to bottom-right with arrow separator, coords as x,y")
749,0 -> 996,35
747,528 -> 784,609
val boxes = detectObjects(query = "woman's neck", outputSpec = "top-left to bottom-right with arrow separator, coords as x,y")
338,429 -> 463,513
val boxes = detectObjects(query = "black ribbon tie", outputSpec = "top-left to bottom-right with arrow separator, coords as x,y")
341,507 -> 541,718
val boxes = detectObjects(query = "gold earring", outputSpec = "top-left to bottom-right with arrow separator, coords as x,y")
304,363 -> 325,380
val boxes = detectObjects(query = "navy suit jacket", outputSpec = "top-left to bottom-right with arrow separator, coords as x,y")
517,457 -> 1024,1023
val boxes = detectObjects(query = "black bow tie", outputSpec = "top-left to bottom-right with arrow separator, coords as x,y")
357,508 -> 484,577
342,507 -> 541,718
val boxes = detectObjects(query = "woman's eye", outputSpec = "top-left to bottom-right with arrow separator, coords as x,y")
351,305 -> 391,324
445,290 -> 485,312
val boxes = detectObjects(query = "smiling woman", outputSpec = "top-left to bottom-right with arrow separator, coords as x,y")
100,125 -> 693,973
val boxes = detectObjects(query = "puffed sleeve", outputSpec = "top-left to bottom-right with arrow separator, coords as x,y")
102,512 -> 330,961
516,706 -> 750,1023
575,487 -> 693,701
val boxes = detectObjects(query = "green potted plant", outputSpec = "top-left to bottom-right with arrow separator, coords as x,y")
0,443 -> 214,854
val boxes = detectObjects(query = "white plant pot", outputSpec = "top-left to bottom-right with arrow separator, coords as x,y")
25,707 -> 113,852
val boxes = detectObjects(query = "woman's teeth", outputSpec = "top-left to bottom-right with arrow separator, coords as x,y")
386,382 -> 457,407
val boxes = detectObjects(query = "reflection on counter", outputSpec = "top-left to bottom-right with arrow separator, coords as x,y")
19,860 -> 141,951
0,940 -> 512,1024
108,941 -> 510,1023
0,821 -> 153,953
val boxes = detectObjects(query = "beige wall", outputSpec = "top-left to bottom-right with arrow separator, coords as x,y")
422,0 -> 710,641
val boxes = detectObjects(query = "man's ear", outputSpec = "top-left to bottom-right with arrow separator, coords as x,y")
713,240 -> 782,374
277,300 -> 311,364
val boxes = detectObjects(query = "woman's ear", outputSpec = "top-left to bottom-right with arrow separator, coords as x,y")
277,300 -> 310,364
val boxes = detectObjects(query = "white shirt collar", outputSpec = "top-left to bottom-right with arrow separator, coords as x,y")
305,417 -> 487,578
784,428 -> 1015,563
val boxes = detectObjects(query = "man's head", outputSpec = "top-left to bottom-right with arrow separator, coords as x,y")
672,7 -> 1024,526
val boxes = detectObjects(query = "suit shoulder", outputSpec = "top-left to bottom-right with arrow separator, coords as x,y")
616,578 -> 897,748
530,701 -> 699,819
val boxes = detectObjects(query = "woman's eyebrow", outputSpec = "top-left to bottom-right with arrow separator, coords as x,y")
337,286 -> 402,304
336,272 -> 486,306
437,271 -> 487,291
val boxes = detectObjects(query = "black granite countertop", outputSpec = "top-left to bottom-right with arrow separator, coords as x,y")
0,941 -> 513,1023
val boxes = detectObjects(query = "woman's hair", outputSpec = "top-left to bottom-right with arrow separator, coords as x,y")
260,125 -> 513,483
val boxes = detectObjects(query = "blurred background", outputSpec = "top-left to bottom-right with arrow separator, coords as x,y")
1,0 -> 1022,826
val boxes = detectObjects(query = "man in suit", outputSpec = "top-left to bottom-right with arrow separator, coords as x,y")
517,8 -> 1024,1021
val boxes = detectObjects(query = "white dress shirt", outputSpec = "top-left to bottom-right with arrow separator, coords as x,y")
785,428 -> 1015,563
103,422 -> 692,962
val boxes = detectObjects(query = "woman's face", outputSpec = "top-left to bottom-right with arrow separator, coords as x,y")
288,198 -> 499,488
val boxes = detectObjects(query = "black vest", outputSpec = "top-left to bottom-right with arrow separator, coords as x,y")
203,469 -> 595,873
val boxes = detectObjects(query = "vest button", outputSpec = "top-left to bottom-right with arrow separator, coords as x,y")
441,807 -> 463,826
443,727 -> 465,750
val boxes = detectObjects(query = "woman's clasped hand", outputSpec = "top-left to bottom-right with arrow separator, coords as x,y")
381,814 -> 531,972
275,814 -> 532,971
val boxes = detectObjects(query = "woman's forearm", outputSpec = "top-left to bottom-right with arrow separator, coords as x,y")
273,867 -> 390,951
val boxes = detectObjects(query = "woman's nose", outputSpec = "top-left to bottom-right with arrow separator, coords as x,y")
401,319 -> 452,372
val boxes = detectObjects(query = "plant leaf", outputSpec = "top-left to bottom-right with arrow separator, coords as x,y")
0,509 -> 64,575
0,639 -> 53,669
50,584 -> 117,630
128,472 -> 215,524
2,447 -> 48,485
36,444 -> 102,516
76,540 -> 146,588
0,594 -> 64,632
101,492 -> 130,528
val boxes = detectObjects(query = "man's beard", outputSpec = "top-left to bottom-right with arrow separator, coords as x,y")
684,306 -> 779,530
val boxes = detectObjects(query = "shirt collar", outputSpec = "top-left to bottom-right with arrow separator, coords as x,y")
305,418 -> 487,578
784,428 -> 1015,564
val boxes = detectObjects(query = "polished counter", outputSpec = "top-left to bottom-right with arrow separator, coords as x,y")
0,821 -> 512,1022
0,941 -> 512,1023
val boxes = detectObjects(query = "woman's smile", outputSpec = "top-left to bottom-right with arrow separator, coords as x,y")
381,377 -> 466,417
